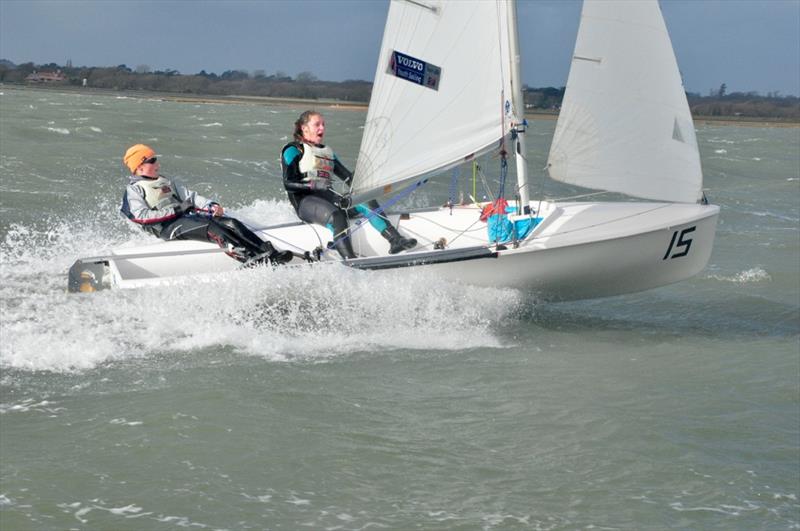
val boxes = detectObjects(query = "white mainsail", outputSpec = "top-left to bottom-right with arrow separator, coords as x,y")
547,0 -> 703,204
352,0 -> 516,203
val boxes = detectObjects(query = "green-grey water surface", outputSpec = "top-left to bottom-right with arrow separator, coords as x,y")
1,87 -> 798,530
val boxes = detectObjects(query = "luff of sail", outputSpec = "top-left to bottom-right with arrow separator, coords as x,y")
351,0 -> 516,203
547,0 -> 703,204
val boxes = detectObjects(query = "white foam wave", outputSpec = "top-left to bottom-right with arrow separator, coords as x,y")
201,122 -> 223,127
745,210 -> 799,223
670,500 -> 760,516
707,267 -> 771,283
46,127 -> 70,135
714,149 -> 727,154
90,126 -> 103,133
0,398 -> 64,415
0,205 -> 523,373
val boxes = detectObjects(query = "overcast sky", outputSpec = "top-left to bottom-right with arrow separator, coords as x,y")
1,0 -> 798,96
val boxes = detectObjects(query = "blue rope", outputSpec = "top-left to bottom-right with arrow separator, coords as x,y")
497,155 -> 508,201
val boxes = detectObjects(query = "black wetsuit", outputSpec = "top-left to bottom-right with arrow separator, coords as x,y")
281,141 -> 416,258
121,175 -> 290,264
281,141 -> 358,258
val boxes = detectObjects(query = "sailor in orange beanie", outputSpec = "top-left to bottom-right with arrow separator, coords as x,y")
123,144 -> 157,173
120,143 -> 292,265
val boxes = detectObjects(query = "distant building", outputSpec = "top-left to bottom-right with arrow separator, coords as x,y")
26,70 -> 67,83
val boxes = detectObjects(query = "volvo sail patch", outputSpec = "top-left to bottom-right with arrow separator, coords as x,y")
388,50 -> 441,91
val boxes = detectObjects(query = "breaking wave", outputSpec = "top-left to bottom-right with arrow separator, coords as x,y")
707,267 -> 772,283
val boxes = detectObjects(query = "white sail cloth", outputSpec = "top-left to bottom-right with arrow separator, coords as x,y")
547,0 -> 703,204
352,0 -> 516,203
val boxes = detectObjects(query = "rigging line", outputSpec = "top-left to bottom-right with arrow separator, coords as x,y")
261,222 -> 326,256
475,162 -> 496,203
445,214 -> 488,248
410,212 -> 485,233
329,178 -> 429,255
404,206 -> 492,251
549,190 -> 610,201
536,204 -> 676,241
497,150 -> 509,200
472,159 -> 477,202
495,1 -> 510,151
448,166 -> 460,212
236,219 -> 316,253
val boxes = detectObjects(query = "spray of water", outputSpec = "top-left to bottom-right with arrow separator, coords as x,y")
0,200 -> 526,373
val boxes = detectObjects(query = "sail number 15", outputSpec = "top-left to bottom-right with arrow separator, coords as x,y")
663,226 -> 696,260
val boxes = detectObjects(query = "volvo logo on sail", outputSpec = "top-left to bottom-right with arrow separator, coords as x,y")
388,50 -> 441,91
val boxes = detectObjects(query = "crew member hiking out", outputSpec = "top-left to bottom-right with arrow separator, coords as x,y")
120,144 -> 292,266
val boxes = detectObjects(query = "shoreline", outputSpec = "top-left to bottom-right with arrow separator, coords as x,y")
4,83 -> 798,127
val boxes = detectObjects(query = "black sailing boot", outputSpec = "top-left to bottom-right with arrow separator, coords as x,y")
252,240 -> 293,266
265,241 -> 294,265
381,226 -> 417,254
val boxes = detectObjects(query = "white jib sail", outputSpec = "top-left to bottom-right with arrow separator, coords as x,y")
547,0 -> 703,204
352,0 -> 516,203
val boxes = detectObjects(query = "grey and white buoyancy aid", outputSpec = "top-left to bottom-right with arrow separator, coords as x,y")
299,143 -> 335,185
138,176 -> 181,210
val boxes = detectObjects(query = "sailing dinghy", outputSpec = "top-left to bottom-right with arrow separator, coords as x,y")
68,0 -> 719,301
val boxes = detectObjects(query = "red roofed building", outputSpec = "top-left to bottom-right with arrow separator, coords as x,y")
26,70 -> 67,83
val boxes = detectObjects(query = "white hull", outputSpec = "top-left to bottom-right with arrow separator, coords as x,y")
69,200 -> 719,301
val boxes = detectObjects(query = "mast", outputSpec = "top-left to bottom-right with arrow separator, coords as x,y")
507,0 -> 531,213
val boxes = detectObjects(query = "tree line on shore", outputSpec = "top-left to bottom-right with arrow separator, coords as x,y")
2,60 -> 798,120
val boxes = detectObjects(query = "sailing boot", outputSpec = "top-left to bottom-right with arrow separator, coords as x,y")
260,240 -> 294,265
381,226 -> 417,254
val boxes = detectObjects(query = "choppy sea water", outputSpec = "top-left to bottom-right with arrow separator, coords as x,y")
0,86 -> 798,530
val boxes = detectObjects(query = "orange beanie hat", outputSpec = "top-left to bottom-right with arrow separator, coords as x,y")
123,144 -> 156,173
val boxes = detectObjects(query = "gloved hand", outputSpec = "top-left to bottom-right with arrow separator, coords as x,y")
308,179 -> 331,191
337,194 -> 352,210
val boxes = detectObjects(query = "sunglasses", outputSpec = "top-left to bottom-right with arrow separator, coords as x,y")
142,157 -> 158,164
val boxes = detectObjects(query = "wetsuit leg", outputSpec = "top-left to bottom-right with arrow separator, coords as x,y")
350,199 -> 417,254
353,200 -> 389,233
159,214 -> 273,262
297,195 -> 356,259
160,215 -> 214,243
211,217 -> 269,255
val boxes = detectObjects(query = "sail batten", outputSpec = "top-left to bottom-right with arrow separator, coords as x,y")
547,0 -> 703,204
